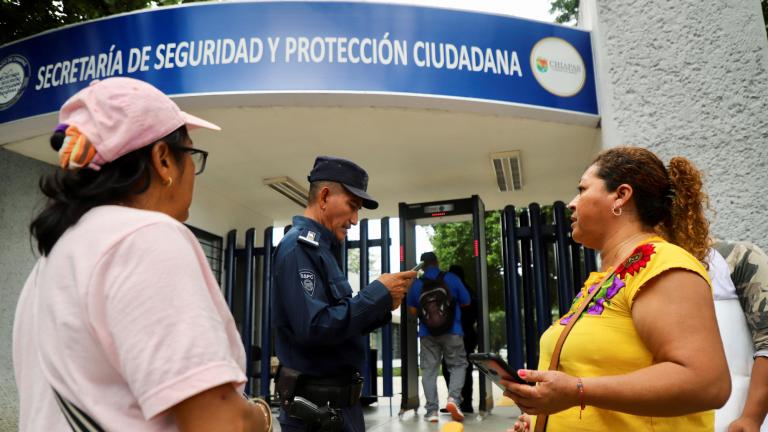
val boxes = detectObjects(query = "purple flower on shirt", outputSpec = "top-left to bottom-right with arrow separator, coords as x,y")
559,274 -> 627,325
605,276 -> 625,300
587,297 -> 605,315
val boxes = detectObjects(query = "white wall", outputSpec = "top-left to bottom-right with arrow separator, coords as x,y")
581,0 -> 768,249
0,149 -> 54,431
187,183 -> 274,246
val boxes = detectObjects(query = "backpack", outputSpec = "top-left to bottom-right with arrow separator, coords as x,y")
417,272 -> 456,336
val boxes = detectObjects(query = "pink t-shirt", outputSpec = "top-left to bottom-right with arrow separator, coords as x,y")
13,206 -> 246,431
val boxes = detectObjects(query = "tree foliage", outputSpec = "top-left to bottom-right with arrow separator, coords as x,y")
428,213 -> 507,351
346,246 -> 381,279
428,211 -> 504,312
0,0 -> 206,46
549,0 -> 579,25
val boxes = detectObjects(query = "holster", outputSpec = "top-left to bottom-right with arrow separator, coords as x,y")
275,365 -> 302,411
275,366 -> 347,432
289,396 -> 344,432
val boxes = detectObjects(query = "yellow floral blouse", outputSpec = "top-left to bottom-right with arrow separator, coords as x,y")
532,237 -> 713,431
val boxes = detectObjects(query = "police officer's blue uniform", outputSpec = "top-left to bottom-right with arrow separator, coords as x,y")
272,155 -> 393,432
273,215 -> 393,431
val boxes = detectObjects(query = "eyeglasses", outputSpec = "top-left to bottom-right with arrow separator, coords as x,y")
179,147 -> 208,175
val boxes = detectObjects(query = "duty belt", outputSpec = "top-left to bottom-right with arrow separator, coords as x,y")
295,373 -> 364,408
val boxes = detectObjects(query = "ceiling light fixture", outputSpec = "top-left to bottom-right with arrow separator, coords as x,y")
263,176 -> 309,208
490,151 -> 523,192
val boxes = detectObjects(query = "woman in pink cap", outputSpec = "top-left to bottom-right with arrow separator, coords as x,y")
13,77 -> 271,431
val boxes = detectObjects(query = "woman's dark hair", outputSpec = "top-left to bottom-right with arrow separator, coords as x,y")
30,126 -> 189,256
448,264 -> 465,281
448,264 -> 473,292
592,146 -> 710,262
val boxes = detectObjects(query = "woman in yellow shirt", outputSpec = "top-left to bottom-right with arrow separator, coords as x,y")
503,147 -> 731,431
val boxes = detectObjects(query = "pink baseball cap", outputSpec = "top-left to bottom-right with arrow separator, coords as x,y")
58,77 -> 220,170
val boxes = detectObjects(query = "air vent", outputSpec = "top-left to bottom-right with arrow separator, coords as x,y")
263,176 -> 309,208
490,151 -> 523,192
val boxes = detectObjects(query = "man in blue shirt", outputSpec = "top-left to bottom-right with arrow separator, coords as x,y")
407,252 -> 471,422
272,156 -> 416,432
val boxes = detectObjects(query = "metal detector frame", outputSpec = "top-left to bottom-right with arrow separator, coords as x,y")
398,195 -> 493,415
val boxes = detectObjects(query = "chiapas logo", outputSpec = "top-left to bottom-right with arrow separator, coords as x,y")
530,38 -> 585,97
535,57 -> 549,73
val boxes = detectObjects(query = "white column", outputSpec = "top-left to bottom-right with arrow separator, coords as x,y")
581,0 -> 768,249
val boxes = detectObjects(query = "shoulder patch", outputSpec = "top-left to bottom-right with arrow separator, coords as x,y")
298,230 -> 320,248
299,270 -> 316,296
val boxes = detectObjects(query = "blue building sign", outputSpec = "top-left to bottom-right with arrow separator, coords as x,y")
0,1 -> 598,124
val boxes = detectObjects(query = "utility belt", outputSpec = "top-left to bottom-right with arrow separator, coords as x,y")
275,367 -> 364,432
295,374 -> 364,408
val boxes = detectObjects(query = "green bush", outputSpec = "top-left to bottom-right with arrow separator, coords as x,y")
489,310 -> 508,352
376,367 -> 401,377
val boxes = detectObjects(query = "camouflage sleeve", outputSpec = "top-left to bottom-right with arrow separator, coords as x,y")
717,241 -> 768,356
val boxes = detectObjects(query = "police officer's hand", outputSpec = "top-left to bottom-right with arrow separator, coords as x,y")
378,271 -> 417,310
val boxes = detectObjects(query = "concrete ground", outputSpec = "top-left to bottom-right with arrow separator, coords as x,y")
362,402 -> 522,432
273,370 -> 523,431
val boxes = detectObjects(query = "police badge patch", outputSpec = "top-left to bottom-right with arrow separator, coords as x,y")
299,270 -> 316,297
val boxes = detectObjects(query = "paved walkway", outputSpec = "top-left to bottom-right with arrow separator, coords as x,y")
273,371 -> 523,431
363,402 -> 522,432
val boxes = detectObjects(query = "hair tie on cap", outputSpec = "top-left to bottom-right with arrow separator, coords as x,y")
58,125 -> 98,170
54,123 -> 69,134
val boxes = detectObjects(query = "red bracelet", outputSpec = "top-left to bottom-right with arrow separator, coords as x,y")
577,378 -> 585,419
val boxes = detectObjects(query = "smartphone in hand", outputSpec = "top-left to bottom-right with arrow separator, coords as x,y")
468,352 -> 532,388
410,262 -> 425,272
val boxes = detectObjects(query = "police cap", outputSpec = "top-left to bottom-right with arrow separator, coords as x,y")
308,156 -> 379,209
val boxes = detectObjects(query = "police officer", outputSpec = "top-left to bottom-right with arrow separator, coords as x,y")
272,156 -> 416,432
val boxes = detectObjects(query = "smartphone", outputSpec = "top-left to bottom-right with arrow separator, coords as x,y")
410,262 -> 425,272
468,352 -> 531,387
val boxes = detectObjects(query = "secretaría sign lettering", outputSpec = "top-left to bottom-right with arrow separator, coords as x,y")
0,2 -> 597,122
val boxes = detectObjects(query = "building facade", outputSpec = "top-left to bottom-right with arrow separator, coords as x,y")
1,1 -> 766,428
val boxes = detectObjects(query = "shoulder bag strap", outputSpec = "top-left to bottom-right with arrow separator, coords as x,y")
52,387 -> 105,432
533,270 -> 613,432
31,261 -> 105,432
